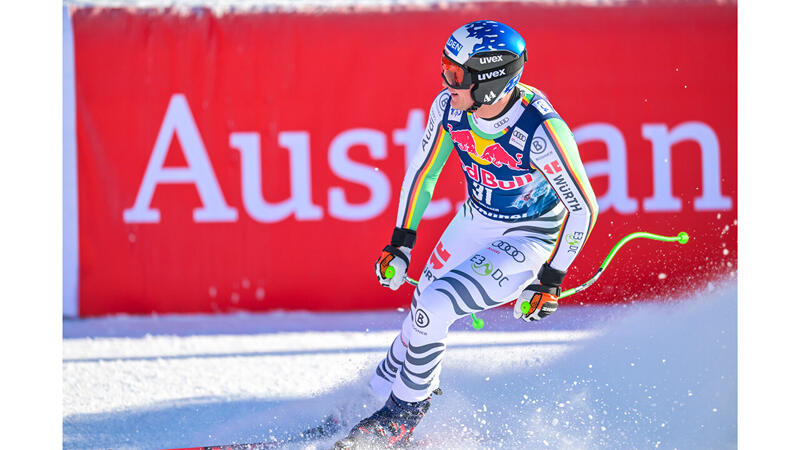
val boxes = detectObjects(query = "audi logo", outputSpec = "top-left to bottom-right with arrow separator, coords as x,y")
493,116 -> 510,128
491,240 -> 526,262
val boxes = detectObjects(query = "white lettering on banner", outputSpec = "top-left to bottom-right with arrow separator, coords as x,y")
230,131 -> 323,222
123,94 -> 237,223
574,123 -> 638,214
392,109 -> 451,219
328,129 -> 391,221
124,98 -> 732,223
642,122 -> 732,212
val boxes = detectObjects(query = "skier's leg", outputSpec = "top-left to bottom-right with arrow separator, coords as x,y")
368,315 -> 412,400
367,207 -> 482,400
342,211 -> 560,447
391,231 -> 555,402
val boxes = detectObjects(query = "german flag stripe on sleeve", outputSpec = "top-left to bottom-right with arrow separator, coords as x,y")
542,119 -> 598,235
401,125 -> 448,229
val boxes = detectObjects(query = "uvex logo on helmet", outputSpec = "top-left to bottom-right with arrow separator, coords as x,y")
479,55 -> 504,65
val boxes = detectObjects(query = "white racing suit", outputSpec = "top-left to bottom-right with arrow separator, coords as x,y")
371,84 -> 599,402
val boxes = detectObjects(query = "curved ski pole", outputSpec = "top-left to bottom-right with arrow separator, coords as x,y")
386,231 -> 689,329
518,231 -> 690,314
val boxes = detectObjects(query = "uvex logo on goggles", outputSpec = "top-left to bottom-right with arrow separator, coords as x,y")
477,68 -> 506,81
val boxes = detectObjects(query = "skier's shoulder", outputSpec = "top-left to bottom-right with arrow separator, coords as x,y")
422,88 -> 451,127
518,82 -> 562,124
432,88 -> 452,115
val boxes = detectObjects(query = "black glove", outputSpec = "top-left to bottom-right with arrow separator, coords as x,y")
514,263 -> 566,321
375,227 -> 416,290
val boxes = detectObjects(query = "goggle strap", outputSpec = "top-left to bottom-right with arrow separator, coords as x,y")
474,55 -> 525,81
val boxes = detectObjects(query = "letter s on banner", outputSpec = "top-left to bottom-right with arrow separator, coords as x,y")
328,128 -> 391,221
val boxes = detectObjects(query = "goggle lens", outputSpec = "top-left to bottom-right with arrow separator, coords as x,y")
441,55 -> 467,88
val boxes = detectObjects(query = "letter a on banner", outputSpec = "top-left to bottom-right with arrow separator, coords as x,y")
123,94 -> 238,223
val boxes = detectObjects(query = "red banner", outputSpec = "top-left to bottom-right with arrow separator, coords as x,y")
72,3 -> 737,316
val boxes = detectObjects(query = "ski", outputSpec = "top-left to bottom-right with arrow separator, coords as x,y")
167,414 -> 343,450
170,444 -> 281,450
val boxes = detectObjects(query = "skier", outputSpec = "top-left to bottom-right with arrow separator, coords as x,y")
335,20 -> 599,449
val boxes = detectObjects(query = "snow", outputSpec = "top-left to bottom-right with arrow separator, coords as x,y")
63,283 -> 736,449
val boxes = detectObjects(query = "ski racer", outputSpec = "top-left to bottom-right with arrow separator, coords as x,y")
335,20 -> 599,449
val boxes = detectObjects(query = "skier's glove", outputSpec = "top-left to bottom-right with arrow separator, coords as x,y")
514,263 -> 567,322
375,227 -> 416,291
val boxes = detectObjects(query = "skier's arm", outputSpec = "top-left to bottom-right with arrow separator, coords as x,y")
376,91 -> 455,289
532,117 -> 599,274
395,90 -> 455,232
515,118 -> 597,321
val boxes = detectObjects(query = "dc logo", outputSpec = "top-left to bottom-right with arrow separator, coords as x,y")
415,309 -> 430,328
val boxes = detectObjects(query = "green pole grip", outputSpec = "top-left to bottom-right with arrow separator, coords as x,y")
471,313 -> 484,330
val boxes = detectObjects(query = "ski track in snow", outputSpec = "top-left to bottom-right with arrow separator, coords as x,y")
63,283 -> 736,449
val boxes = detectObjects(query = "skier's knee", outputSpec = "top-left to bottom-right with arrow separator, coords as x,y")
409,285 -> 460,339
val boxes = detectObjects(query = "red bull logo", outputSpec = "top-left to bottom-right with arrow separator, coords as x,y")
449,128 -> 479,156
448,126 -> 524,171
482,143 -> 523,170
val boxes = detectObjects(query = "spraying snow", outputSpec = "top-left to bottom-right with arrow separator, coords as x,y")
63,282 -> 735,449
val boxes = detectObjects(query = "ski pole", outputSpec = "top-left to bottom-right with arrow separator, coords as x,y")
518,231 -> 690,314
385,231 -> 689,328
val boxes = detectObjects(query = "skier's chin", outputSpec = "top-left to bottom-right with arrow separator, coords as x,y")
450,98 -> 473,111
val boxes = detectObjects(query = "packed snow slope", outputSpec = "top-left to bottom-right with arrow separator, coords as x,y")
63,282 -> 736,449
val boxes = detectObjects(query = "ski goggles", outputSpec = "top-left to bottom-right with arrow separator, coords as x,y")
441,53 -> 472,89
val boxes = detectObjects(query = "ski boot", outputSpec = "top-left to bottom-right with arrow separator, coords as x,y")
334,389 -> 441,449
